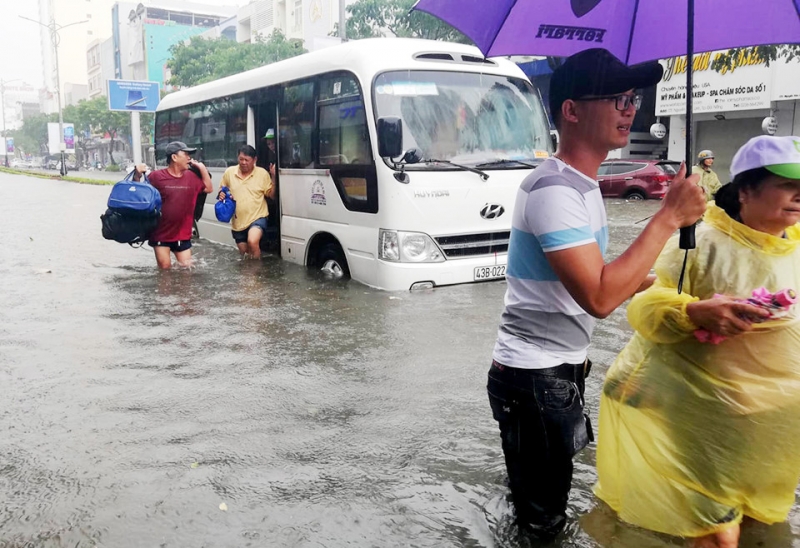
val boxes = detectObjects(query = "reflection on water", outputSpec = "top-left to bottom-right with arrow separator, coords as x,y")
1,175 -> 798,547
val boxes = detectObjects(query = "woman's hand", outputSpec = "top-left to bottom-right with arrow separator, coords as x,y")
686,297 -> 771,338
635,274 -> 657,294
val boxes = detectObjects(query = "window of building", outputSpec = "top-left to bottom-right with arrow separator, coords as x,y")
293,0 -> 302,30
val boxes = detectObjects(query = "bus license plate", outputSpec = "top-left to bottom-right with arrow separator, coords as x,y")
474,265 -> 506,281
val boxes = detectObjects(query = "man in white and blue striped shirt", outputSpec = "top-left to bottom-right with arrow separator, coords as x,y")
488,48 -> 707,539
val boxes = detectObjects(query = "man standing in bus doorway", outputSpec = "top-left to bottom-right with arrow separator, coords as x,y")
133,141 -> 213,269
219,144 -> 274,259
692,149 -> 722,200
262,128 -> 277,180
486,48 -> 707,540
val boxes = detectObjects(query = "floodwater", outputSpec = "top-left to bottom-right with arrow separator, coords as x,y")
1,172 -> 799,548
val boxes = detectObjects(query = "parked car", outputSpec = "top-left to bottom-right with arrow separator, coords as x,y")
597,159 -> 680,200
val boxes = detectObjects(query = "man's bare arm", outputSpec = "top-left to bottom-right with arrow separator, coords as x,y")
547,164 -> 705,318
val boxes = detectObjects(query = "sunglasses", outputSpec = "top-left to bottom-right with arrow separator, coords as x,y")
577,93 -> 643,111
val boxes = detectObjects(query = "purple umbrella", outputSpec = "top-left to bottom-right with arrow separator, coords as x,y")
411,0 -> 800,64
412,0 -> 800,286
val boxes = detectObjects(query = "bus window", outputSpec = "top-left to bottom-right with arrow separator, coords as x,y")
280,81 -> 315,168
318,74 -> 373,168
226,96 -> 247,165
374,71 -> 551,167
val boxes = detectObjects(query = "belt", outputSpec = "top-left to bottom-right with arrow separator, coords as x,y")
491,359 -> 591,381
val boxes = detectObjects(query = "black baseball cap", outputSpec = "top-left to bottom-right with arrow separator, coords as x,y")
165,141 -> 197,155
549,48 -> 664,120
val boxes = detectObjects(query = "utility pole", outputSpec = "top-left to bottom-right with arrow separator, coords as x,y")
20,15 -> 87,176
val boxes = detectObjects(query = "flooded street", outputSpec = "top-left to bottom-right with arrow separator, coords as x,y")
2,171 -> 799,548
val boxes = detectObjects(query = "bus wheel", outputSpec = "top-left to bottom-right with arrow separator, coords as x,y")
317,243 -> 350,279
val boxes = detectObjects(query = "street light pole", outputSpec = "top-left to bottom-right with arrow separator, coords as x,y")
50,20 -> 67,176
20,15 -> 87,177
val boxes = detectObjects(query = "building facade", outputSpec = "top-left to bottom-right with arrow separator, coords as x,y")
111,1 -> 237,87
237,0 -> 343,51
658,50 -> 800,179
0,83 -> 40,132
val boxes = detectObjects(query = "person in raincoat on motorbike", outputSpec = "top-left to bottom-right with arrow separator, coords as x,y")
594,135 -> 800,548
693,149 -> 723,201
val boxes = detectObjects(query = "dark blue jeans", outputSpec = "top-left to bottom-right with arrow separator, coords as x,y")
487,360 -> 593,539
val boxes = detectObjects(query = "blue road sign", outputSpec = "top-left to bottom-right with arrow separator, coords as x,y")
107,80 -> 160,112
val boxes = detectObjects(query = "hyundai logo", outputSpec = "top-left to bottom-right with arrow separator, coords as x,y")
480,203 -> 505,220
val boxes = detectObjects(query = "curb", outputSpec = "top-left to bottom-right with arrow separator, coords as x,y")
0,166 -> 116,185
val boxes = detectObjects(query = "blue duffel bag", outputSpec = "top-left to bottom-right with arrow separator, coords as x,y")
100,171 -> 162,246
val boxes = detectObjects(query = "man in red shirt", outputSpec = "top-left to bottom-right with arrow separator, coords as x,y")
133,141 -> 213,269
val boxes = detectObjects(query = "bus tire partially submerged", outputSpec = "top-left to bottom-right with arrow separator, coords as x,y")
308,236 -> 350,280
155,38 -> 552,290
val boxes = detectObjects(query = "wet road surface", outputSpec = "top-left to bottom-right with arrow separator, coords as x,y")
1,172 -> 799,547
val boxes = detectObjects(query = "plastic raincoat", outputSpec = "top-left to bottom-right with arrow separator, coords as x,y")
692,165 -> 723,201
594,204 -> 800,538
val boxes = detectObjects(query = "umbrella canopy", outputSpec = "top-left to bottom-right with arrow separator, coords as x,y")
411,0 -> 800,64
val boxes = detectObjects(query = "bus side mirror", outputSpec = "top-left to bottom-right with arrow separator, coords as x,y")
550,130 -> 559,151
378,117 -> 403,159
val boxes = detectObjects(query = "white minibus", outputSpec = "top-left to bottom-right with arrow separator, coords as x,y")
155,38 -> 552,290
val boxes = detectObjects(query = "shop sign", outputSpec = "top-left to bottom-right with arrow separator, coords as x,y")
656,50 -> 775,116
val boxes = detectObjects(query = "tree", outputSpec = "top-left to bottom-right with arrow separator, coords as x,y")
333,0 -> 470,43
6,112 -> 55,156
62,96 -> 132,164
712,45 -> 800,72
167,30 -> 306,88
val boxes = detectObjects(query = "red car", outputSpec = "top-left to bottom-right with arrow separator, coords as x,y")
597,159 -> 680,200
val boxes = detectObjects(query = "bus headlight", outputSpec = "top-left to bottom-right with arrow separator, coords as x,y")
379,230 -> 444,263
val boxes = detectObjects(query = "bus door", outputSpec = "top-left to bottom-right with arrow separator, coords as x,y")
276,74 -> 378,272
251,99 -> 280,253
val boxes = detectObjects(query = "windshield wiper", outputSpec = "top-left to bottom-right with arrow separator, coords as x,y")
424,158 -> 489,181
475,158 -> 544,169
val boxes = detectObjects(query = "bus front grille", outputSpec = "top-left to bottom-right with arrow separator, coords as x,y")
434,231 -> 510,258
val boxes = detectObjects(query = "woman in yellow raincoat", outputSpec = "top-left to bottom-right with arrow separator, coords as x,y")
594,135 -> 800,548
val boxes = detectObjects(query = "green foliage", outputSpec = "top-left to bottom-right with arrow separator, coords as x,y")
167,30 -> 306,88
712,45 -> 800,73
105,164 -> 121,172
333,0 -> 470,43
63,96 -> 131,136
5,112 -> 57,155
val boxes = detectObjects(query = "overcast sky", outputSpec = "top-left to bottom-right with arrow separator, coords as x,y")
0,0 -> 251,89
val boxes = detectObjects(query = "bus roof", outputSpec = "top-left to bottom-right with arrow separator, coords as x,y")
157,37 -> 527,111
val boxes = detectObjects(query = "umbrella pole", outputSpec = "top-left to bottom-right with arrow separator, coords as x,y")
677,0 -> 696,293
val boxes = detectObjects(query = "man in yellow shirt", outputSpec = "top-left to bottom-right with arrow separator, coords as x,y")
219,145 -> 274,259
691,149 -> 722,201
